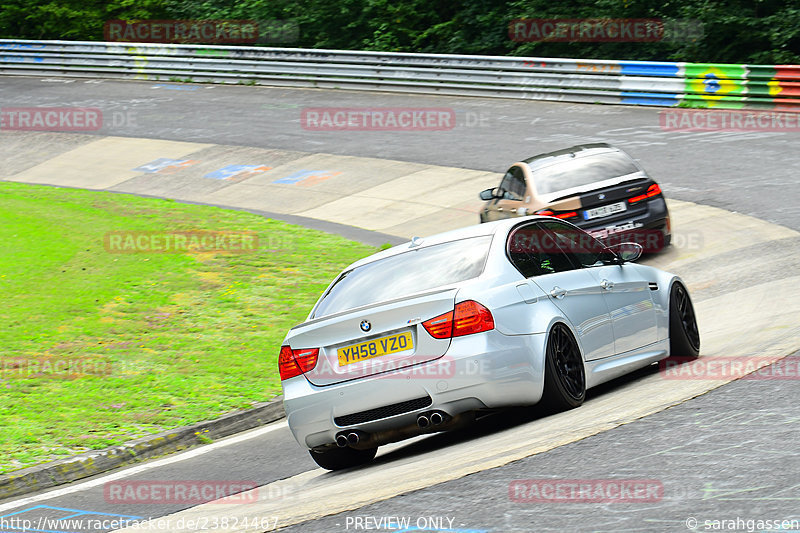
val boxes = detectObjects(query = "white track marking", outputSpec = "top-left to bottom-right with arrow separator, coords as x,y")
0,421 -> 288,513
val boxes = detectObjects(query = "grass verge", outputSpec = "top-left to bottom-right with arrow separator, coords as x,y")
0,182 -> 377,473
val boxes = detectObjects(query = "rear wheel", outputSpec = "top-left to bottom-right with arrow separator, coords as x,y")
669,282 -> 700,358
309,446 -> 377,471
542,323 -> 585,411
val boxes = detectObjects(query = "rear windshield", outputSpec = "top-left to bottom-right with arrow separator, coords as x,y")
533,152 -> 640,195
311,236 -> 492,318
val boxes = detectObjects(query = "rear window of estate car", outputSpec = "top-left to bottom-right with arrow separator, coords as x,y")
311,235 -> 493,318
533,152 -> 641,195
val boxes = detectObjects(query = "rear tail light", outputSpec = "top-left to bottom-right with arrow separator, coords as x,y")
534,209 -> 577,220
279,345 -> 319,380
422,300 -> 494,339
554,211 -> 577,219
629,183 -> 662,204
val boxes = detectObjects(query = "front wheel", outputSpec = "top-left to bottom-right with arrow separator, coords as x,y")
669,282 -> 700,358
309,445 -> 377,471
541,323 -> 586,411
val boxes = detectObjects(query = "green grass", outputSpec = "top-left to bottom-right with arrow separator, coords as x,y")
0,182 -> 377,473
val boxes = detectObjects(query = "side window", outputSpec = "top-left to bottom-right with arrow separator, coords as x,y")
498,167 -> 526,201
507,222 -> 578,277
538,220 -> 612,268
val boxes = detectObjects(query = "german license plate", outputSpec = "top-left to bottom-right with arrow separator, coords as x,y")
583,201 -> 626,220
337,331 -> 413,366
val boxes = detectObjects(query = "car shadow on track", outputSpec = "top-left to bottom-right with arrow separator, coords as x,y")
362,363 -> 661,468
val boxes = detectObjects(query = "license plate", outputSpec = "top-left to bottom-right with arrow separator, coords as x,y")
583,201 -> 626,220
337,331 -> 413,366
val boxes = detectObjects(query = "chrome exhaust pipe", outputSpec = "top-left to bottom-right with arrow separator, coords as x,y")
417,414 -> 430,428
347,432 -> 360,445
430,412 -> 444,425
335,434 -> 348,448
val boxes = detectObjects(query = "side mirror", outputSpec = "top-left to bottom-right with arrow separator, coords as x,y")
608,242 -> 643,263
479,188 -> 498,201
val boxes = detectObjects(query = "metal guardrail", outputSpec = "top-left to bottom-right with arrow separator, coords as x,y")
1,39 -> 799,110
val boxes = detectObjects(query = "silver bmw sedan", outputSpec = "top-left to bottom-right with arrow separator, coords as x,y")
279,216 -> 700,470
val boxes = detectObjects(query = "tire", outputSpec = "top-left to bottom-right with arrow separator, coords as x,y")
669,282 -> 700,359
541,323 -> 586,411
309,446 -> 377,471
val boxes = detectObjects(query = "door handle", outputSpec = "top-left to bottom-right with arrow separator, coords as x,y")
600,279 -> 614,290
550,286 -> 567,299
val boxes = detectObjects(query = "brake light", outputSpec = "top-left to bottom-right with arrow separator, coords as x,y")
453,300 -> 495,336
422,311 -> 453,339
422,300 -> 494,339
278,345 -> 319,380
629,183 -> 662,204
535,209 -> 576,219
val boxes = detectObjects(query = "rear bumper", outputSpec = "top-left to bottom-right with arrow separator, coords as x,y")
282,330 -> 546,449
578,197 -> 670,251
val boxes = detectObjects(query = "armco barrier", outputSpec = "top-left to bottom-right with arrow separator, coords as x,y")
1,40 -> 798,110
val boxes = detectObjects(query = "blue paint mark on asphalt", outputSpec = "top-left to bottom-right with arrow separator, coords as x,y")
273,169 -> 318,184
204,164 -> 267,179
133,158 -> 191,173
272,169 -> 340,185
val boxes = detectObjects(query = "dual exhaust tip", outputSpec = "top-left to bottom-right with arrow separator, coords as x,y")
417,410 -> 448,429
335,432 -> 361,448
335,410 -> 451,448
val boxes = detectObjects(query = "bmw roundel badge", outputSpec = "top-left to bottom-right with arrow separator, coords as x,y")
360,320 -> 371,332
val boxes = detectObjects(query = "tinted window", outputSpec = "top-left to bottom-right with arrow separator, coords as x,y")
507,223 -> 577,277
538,220 -> 612,267
312,236 -> 492,318
498,167 -> 526,200
532,152 -> 640,195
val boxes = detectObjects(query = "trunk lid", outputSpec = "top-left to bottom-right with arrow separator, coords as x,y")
286,288 -> 458,386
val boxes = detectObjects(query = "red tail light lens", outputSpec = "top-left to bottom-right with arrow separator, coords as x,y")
554,211 -> 577,219
452,300 -> 495,336
535,209 -> 576,219
629,183 -> 662,204
422,300 -> 494,339
278,345 -> 319,380
422,311 -> 453,339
